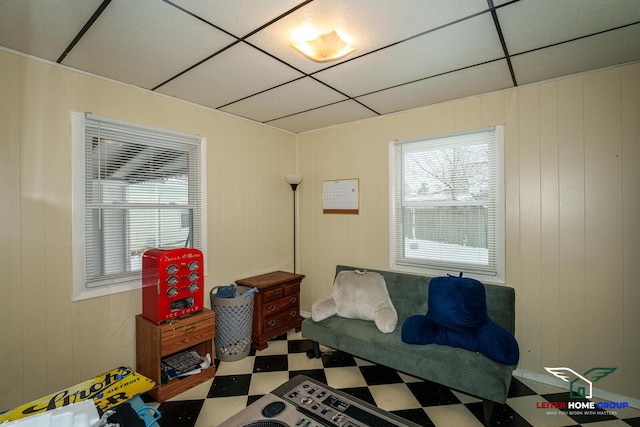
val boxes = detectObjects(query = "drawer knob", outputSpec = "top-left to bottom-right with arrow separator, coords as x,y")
290,310 -> 297,317
289,297 -> 297,304
268,319 -> 276,327
268,304 -> 276,312
271,290 -> 279,296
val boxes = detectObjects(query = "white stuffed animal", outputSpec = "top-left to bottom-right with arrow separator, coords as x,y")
311,270 -> 398,333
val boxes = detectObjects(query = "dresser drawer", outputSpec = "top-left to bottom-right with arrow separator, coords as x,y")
262,286 -> 283,303
263,295 -> 298,316
284,282 -> 299,296
263,308 -> 299,333
161,314 -> 215,356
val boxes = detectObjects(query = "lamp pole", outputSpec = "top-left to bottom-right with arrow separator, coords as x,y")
285,174 -> 303,273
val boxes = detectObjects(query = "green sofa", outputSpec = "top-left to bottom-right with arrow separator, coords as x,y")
301,265 -> 517,424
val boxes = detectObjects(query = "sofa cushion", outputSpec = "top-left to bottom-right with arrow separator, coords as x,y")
401,275 -> 519,365
311,270 -> 398,333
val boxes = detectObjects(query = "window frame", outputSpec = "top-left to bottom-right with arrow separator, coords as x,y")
389,126 -> 505,284
71,112 -> 207,301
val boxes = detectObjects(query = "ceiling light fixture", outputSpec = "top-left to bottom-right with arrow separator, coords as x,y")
291,30 -> 356,63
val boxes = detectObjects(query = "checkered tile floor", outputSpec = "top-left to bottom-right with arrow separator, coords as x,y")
142,331 -> 640,427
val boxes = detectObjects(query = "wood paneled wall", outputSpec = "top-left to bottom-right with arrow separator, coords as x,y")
0,50 -> 297,411
0,47 -> 637,410
297,63 -> 640,400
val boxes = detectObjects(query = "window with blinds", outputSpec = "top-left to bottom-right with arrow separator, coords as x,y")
389,126 -> 504,282
71,112 -> 206,300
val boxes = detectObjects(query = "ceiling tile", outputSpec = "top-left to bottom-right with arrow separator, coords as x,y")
156,42 -> 304,109
498,0 -> 640,55
357,60 -> 513,115
2,0 -> 638,133
170,0 -> 303,37
512,24 -> 640,85
220,77 -> 347,123
61,0 -> 236,89
266,100 -> 378,133
247,0 -> 489,74
0,0 -> 104,62
313,12 -> 503,97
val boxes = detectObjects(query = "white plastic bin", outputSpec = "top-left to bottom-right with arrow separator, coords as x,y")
210,285 -> 255,361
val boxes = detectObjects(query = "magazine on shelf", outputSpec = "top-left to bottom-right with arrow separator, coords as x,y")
162,350 -> 211,380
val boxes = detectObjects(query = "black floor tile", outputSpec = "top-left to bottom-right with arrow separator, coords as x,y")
247,394 -> 265,406
253,354 -> 288,372
508,376 -> 537,397
320,349 -> 357,367
391,408 -> 436,427
359,364 -> 404,385
207,373 -> 252,398
466,401 -> 532,427
156,399 -> 204,427
270,333 -> 288,342
288,338 -> 316,353
406,380 -> 461,407
288,369 -> 327,384
336,386 -> 377,406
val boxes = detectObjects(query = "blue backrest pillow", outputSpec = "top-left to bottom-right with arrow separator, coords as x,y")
401,275 -> 519,366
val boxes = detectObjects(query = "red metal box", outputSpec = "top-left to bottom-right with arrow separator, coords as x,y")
142,248 -> 204,324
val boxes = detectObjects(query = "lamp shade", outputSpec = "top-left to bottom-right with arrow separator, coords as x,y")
286,174 -> 303,185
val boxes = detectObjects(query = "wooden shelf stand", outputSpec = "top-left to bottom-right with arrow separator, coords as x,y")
136,308 -> 216,402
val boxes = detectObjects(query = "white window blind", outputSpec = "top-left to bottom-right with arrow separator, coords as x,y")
390,126 -> 504,281
72,112 -> 205,299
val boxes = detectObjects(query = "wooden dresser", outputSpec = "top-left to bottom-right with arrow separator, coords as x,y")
135,308 -> 216,401
235,271 -> 305,350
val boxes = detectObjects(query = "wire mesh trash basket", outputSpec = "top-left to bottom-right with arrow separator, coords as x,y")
210,285 -> 255,361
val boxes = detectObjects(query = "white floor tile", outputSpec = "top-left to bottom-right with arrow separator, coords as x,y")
397,371 -> 425,383
287,330 -> 304,340
324,366 -> 367,389
195,395 -> 247,427
287,352 -> 324,371
215,356 -> 256,376
169,377 -> 215,401
368,383 -> 422,411
256,340 -> 288,355
354,356 -> 375,366
451,389 -> 482,404
425,404 -> 485,427
248,371 -> 290,396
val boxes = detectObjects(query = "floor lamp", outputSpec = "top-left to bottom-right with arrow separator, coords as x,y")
286,174 -> 303,273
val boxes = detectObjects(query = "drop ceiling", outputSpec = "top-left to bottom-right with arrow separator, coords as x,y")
1,0 -> 639,133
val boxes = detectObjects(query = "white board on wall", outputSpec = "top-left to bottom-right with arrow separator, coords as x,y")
323,179 -> 359,214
